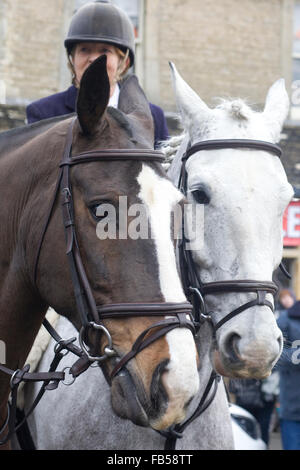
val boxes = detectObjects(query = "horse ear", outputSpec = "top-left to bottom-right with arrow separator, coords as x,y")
169,62 -> 211,141
76,55 -> 110,135
118,75 -> 155,147
262,79 -> 289,143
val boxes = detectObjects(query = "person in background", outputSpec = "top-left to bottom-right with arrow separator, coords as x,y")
277,289 -> 296,312
26,0 -> 169,149
276,292 -> 300,450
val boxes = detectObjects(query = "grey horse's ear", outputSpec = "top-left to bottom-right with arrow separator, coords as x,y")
262,79 -> 290,143
76,55 -> 110,135
169,62 -> 211,141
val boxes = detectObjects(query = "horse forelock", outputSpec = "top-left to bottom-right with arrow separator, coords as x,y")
214,97 -> 254,122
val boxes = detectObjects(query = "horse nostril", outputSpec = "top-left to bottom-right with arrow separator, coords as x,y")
224,333 -> 242,363
277,333 -> 283,353
149,360 -> 170,419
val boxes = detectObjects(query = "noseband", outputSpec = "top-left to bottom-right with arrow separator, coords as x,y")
178,138 -> 282,332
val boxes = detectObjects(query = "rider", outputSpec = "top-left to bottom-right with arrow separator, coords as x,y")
26,0 -> 169,149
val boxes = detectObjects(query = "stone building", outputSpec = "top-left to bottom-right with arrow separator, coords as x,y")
143,0 -> 293,112
0,0 -> 299,294
0,0 -> 294,109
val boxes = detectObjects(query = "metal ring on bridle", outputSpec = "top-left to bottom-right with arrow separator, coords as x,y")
62,367 -> 76,386
188,286 -> 206,314
79,322 -> 116,362
10,369 -> 21,389
54,337 -> 77,356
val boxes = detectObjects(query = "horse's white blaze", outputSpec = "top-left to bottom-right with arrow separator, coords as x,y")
137,164 -> 199,421
137,165 -> 185,302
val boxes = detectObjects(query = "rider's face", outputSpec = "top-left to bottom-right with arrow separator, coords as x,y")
72,42 -> 125,95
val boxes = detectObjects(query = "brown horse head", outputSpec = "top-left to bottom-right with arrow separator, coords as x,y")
0,56 -> 199,438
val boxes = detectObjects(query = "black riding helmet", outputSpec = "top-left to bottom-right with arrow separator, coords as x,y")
64,0 -> 135,66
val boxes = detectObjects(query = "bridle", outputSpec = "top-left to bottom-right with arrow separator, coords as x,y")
178,138 -> 282,333
0,128 -> 285,450
152,138 -> 284,449
40,117 -> 196,377
0,117 -> 196,445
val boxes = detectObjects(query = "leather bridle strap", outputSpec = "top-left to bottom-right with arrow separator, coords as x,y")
200,280 -> 278,296
1,118 -> 197,446
33,117 -> 196,378
63,149 -> 166,164
159,136 -> 283,449
162,370 -> 221,450
178,138 -> 282,331
110,312 -> 195,379
97,302 -> 195,318
182,139 -> 282,161
57,121 -> 196,377
200,280 -> 278,332
179,138 -> 282,194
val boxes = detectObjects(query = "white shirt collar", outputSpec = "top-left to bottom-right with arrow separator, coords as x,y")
108,84 -> 120,108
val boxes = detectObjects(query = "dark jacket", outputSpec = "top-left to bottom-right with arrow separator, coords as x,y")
277,301 -> 300,421
26,85 -> 169,149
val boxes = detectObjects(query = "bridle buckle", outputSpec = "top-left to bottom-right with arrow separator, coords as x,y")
79,321 -> 116,363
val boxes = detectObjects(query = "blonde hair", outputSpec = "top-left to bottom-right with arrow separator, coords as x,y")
67,44 -> 130,88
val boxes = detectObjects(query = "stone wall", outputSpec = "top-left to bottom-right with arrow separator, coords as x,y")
0,0 -> 294,112
143,0 -> 293,111
0,104 -> 25,131
0,0 -> 74,105
280,123 -> 300,191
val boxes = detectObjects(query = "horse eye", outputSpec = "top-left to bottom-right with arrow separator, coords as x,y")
192,188 -> 210,205
89,202 -> 111,221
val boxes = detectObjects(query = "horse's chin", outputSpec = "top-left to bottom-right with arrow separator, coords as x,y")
111,369 -> 149,427
212,349 -> 271,380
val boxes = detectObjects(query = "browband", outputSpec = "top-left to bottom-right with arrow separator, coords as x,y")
182,139 -> 282,161
60,148 -> 165,166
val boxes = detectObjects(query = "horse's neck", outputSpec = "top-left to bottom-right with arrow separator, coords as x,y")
0,120 -> 67,280
0,114 -> 72,156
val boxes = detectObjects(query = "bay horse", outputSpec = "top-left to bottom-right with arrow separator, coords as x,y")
17,64 -> 292,450
0,56 -> 201,449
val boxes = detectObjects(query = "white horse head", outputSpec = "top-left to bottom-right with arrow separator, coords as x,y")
169,64 -> 294,379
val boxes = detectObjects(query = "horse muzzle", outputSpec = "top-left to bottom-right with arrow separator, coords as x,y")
110,356 -> 198,431
212,316 -> 283,379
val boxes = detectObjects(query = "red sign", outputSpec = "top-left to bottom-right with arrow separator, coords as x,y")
283,201 -> 300,246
